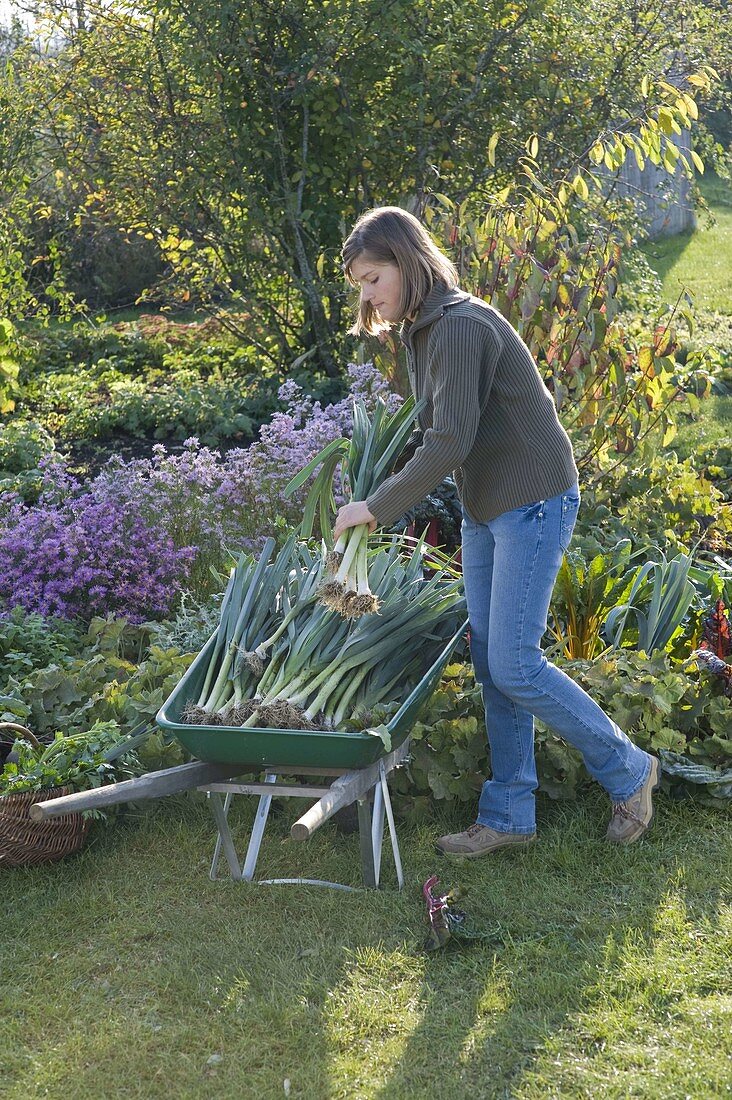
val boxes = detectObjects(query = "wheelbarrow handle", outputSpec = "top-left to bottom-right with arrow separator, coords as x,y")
290,740 -> 410,841
0,723 -> 42,751
27,760 -> 243,821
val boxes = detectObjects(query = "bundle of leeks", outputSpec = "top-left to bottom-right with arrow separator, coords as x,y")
184,533 -> 465,735
283,395 -> 424,617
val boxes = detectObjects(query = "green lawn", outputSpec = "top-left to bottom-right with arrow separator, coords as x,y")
640,174 -> 732,314
38,303 -> 213,332
2,791 -> 730,1099
672,393 -> 732,462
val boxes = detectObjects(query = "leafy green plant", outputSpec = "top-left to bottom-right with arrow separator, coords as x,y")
573,452 -> 732,562
575,649 -> 731,770
670,396 -> 732,501
13,313 -> 288,453
393,650 -> 732,813
22,321 -> 166,377
0,318 -> 20,414
147,591 -> 224,655
614,454 -> 731,552
548,541 -> 640,659
0,719 -> 141,797
677,310 -> 732,384
0,419 -> 55,473
0,419 -> 57,500
603,550 -> 697,654
0,606 -> 84,686
19,365 -> 257,445
393,660 -> 591,811
1,616 -> 193,760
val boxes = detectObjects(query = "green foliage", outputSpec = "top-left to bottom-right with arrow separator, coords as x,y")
671,396 -> 732,503
615,306 -> 721,400
673,309 -> 732,393
0,318 -> 20,413
394,651 -> 732,811
573,650 -> 732,776
1,617 -> 193,767
6,0 -> 723,373
13,314 -> 287,450
616,249 -> 664,314
0,42 -> 76,326
0,720 -> 136,796
23,321 -> 167,376
17,360 -> 264,445
696,439 -> 732,488
81,373 -> 253,445
425,191 -> 713,482
659,752 -> 732,806
550,531 -> 732,666
603,551 -> 697,655
146,591 -> 224,655
548,541 -> 639,660
576,452 -> 732,560
0,605 -> 83,684
0,418 -> 55,473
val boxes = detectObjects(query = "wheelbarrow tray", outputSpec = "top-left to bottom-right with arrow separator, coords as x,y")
157,619 -> 468,771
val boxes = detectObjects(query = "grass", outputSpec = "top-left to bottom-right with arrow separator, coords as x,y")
38,303 -> 213,332
639,174 -> 732,314
2,790 -> 731,1099
672,393 -> 732,462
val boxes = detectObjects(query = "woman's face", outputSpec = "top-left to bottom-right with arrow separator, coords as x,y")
350,257 -> 403,324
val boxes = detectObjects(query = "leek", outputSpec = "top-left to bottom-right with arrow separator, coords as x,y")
185,534 -> 465,733
284,395 -> 424,617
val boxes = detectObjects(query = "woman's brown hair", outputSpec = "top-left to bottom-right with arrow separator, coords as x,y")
342,206 -> 459,336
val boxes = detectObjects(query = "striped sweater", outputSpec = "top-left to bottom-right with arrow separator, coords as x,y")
366,282 -> 578,527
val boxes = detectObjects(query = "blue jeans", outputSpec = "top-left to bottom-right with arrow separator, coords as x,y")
461,483 -> 651,834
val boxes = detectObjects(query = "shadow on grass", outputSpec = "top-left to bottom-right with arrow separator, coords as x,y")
2,788 -> 729,1099
373,789 -> 730,1100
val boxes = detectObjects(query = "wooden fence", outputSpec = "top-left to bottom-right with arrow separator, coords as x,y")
612,127 -> 696,239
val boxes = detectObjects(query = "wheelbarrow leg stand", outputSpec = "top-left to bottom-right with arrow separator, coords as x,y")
208,790 -> 240,880
357,796 -> 376,889
209,773 -> 278,882
359,760 -> 404,890
203,746 -> 408,890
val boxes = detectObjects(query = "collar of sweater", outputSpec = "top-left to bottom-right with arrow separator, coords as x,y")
400,281 -> 471,343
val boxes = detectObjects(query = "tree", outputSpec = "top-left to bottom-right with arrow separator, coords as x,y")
6,0 -> 732,374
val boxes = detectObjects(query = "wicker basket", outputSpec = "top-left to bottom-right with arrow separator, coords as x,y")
0,787 -> 90,868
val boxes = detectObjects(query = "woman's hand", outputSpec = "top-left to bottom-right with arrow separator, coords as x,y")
333,500 -> 377,542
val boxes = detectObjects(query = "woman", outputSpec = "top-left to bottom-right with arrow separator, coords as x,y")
333,205 -> 659,855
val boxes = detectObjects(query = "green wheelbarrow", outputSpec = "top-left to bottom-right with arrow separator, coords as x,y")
157,620 -> 469,771
31,619 -> 469,890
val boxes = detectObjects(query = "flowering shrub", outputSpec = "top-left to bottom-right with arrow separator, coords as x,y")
0,362 -> 402,613
0,464 -> 195,621
89,360 -> 401,592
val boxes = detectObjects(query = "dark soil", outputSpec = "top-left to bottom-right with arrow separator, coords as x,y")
65,430 -> 257,480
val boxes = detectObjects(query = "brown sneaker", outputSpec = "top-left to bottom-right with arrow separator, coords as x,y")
436,822 -> 537,858
606,755 -> 661,844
